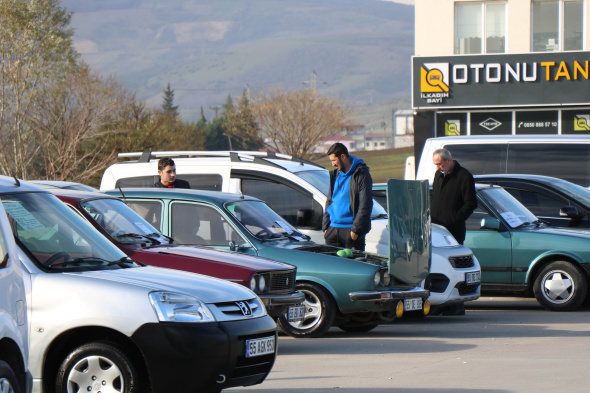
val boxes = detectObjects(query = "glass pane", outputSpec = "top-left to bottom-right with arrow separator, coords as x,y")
532,0 -> 559,52
170,203 -> 239,246
486,3 -> 505,53
125,201 -> 163,231
456,3 -> 482,54
564,0 -> 583,51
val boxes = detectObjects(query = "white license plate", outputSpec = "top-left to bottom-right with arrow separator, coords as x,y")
465,271 -> 481,284
404,298 -> 422,311
288,304 -> 305,322
245,336 -> 275,358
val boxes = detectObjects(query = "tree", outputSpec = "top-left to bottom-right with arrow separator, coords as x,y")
223,89 -> 264,150
161,82 -> 178,113
251,88 -> 352,160
0,0 -> 79,178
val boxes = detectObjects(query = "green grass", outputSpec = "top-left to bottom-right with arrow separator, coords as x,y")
313,147 -> 414,183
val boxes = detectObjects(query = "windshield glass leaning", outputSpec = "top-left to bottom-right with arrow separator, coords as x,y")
479,187 -> 538,228
295,169 -> 387,218
226,200 -> 304,240
3,192 -> 130,270
82,198 -> 165,244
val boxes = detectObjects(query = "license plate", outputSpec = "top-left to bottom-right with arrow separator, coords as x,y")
465,271 -> 481,284
245,336 -> 275,358
287,304 -> 305,322
404,297 -> 422,311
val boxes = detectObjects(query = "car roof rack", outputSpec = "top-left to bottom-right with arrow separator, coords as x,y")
117,151 -> 324,169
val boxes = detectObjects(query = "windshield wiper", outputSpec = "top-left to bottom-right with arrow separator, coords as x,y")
106,257 -> 140,268
372,213 -> 388,220
114,232 -> 161,246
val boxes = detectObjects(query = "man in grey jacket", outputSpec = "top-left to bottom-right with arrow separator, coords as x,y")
322,143 -> 373,251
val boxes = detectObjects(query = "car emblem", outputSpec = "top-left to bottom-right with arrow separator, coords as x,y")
236,301 -> 252,316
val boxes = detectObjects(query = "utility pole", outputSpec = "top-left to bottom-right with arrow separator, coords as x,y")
303,70 -> 326,93
209,105 -> 220,119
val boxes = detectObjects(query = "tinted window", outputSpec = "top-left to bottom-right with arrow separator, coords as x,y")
115,174 -> 222,191
443,144 -> 508,175
504,188 -> 567,218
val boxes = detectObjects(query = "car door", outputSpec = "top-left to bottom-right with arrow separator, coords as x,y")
463,201 -> 513,285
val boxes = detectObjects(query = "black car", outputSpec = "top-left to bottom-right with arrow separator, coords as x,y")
474,174 -> 590,229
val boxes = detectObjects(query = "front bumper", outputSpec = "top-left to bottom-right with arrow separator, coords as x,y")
131,315 -> 277,393
260,291 -> 306,318
349,287 -> 430,302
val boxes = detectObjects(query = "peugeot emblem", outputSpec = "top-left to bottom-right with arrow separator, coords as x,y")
236,301 -> 252,316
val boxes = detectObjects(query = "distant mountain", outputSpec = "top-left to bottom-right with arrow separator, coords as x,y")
61,0 -> 414,124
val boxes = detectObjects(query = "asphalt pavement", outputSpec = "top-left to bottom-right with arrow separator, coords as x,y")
228,297 -> 590,393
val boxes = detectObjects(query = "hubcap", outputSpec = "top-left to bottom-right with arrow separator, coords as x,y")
288,289 -> 322,330
541,270 -> 574,304
67,355 -> 123,393
0,378 -> 15,393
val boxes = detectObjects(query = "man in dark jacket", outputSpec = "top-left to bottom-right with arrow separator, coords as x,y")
431,148 -> 477,245
154,157 -> 191,189
322,143 -> 373,251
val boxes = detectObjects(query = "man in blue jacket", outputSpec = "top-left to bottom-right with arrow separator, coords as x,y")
323,143 -> 373,251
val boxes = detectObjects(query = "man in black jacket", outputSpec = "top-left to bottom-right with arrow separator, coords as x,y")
322,143 -> 373,251
431,148 -> 477,245
154,157 -> 191,189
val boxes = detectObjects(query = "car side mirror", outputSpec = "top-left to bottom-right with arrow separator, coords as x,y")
560,206 -> 580,218
480,217 -> 501,231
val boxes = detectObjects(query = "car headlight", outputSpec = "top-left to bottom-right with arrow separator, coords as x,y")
149,292 -> 215,323
249,274 -> 269,294
374,271 -> 382,286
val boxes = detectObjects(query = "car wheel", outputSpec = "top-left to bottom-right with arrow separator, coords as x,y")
0,360 -> 20,393
56,342 -> 141,393
533,261 -> 587,311
277,282 -> 336,338
337,323 -> 379,333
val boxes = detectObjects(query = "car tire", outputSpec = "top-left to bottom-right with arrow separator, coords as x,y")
0,360 -> 20,393
56,342 -> 141,393
533,261 -> 587,311
337,323 -> 379,333
277,282 -> 336,338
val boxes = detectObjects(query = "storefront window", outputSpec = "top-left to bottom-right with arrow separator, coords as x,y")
455,2 -> 506,54
532,0 -> 583,52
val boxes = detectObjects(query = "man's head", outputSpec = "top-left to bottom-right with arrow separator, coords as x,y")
432,148 -> 454,175
327,142 -> 352,172
157,157 -> 176,186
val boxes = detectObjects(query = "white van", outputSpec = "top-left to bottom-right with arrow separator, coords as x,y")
416,135 -> 590,187
0,192 -> 29,393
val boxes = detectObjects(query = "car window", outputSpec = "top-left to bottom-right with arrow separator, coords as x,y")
170,202 -> 242,246
125,201 -> 163,231
504,188 -> 567,218
115,174 -> 222,191
466,204 -> 492,231
0,215 -> 8,269
241,179 -> 323,229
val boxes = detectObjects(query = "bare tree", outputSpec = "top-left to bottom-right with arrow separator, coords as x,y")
251,88 -> 351,160
0,0 -> 78,178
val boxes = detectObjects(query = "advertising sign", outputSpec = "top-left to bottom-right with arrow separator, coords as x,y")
413,52 -> 590,109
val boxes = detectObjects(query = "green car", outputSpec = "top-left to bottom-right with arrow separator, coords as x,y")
465,184 -> 590,311
105,187 -> 430,338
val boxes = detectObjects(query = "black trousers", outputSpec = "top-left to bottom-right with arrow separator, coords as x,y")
324,226 -> 366,251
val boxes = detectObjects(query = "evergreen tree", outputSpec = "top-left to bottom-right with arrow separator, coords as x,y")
161,83 -> 179,113
222,94 -> 235,115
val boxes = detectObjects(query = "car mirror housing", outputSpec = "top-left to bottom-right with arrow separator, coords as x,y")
560,206 -> 580,218
480,217 -> 501,231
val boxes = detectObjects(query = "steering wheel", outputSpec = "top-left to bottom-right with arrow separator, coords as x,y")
254,229 -> 272,239
111,228 -> 126,238
44,251 -> 71,266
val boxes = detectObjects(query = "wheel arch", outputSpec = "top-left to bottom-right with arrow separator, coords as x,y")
0,337 -> 27,392
294,277 -> 341,313
42,326 -> 151,393
526,251 -> 590,291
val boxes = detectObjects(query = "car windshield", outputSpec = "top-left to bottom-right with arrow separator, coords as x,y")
3,192 -> 136,270
478,187 -> 538,228
81,198 -> 167,245
295,169 -> 388,218
225,200 -> 307,240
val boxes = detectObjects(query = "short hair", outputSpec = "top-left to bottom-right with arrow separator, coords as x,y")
327,142 -> 349,157
158,157 -> 176,171
433,148 -> 452,161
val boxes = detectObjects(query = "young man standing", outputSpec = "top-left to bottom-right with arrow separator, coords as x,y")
322,142 -> 373,251
154,157 -> 191,189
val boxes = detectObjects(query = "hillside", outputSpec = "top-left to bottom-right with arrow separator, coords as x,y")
61,0 -> 414,126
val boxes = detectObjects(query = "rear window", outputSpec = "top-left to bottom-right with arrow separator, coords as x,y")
115,174 -> 222,191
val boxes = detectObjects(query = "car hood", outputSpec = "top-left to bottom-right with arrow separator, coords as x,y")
523,225 -> 590,239
139,244 -> 295,271
66,265 -> 255,303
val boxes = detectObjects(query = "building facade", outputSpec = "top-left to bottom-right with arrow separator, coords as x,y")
413,0 -> 590,164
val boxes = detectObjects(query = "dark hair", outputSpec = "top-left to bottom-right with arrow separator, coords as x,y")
158,157 -> 175,171
327,142 -> 349,157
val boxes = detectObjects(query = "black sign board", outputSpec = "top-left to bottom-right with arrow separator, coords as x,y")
514,111 -> 558,134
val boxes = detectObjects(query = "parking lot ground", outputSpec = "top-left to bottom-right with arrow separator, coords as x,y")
228,297 -> 590,393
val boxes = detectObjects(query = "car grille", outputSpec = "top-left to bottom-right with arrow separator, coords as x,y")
448,255 -> 475,268
269,270 -> 296,293
216,298 -> 262,319
455,282 -> 479,295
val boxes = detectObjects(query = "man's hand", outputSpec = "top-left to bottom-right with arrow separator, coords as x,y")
351,231 -> 358,240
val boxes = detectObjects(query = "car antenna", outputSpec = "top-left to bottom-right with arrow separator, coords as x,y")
13,176 -> 20,187
118,187 -> 126,200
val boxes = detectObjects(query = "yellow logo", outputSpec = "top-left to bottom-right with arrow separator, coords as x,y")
574,115 -> 590,131
421,63 -> 450,93
445,120 -> 460,136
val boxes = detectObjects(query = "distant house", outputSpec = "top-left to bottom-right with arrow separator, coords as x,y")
363,133 -> 388,151
315,135 -> 357,153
